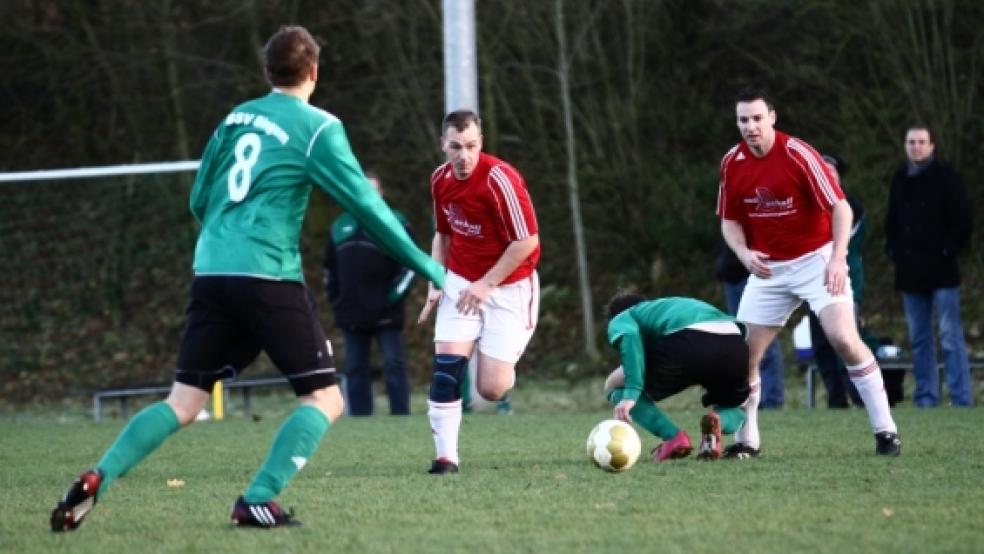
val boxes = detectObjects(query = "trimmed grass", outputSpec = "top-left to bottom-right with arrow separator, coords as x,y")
3,391 -> 984,553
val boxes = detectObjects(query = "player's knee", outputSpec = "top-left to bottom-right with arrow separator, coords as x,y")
604,367 -> 625,391
477,381 -> 509,402
166,383 -> 210,426
303,385 -> 345,422
428,354 -> 468,403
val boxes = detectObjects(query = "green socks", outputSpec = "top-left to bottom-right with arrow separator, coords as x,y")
244,405 -> 330,503
714,406 -> 747,435
607,389 -> 679,440
96,401 -> 180,496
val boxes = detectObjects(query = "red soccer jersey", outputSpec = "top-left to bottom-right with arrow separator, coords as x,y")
431,152 -> 540,284
716,131 -> 845,261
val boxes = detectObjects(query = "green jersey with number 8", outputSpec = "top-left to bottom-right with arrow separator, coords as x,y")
189,90 -> 443,287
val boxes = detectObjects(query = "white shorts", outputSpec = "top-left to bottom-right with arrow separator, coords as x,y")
736,243 -> 853,327
434,270 -> 539,363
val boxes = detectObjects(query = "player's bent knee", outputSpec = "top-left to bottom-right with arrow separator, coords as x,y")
429,354 -> 468,403
604,367 -> 625,391
302,385 -> 345,422
166,382 -> 210,426
477,382 -> 509,402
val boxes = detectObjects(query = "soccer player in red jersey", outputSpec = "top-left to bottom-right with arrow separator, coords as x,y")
417,109 -> 540,474
717,87 -> 900,457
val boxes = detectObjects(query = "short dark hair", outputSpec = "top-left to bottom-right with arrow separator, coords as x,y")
906,123 -> 934,144
442,109 -> 481,134
821,153 -> 848,178
264,25 -> 320,87
735,86 -> 775,112
606,291 -> 646,321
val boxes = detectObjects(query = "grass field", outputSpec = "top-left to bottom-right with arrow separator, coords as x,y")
3,386 -> 984,554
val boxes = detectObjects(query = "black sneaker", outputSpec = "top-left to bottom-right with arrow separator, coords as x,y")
427,458 -> 459,475
50,469 -> 102,532
722,442 -> 761,459
874,431 -> 902,456
230,496 -> 301,528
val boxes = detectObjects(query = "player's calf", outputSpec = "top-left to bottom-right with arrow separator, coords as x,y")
427,354 -> 469,473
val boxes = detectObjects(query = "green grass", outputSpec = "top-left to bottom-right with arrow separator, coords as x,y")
3,388 -> 984,554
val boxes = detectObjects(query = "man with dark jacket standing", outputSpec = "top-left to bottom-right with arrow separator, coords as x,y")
325,172 -> 415,415
885,124 -> 973,407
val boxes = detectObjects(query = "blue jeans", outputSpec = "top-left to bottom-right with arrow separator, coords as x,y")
902,288 -> 973,407
342,327 -> 410,416
723,279 -> 785,408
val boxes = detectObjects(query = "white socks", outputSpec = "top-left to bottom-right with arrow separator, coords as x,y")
735,378 -> 761,449
427,399 -> 462,464
847,358 -> 898,434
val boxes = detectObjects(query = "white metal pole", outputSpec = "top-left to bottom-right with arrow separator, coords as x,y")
443,0 -> 479,114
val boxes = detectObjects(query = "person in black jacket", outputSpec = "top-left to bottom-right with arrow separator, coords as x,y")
885,125 -> 974,407
808,154 -> 864,408
325,172 -> 415,415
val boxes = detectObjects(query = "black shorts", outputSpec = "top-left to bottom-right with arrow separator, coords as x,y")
175,276 -> 337,396
642,329 -> 750,408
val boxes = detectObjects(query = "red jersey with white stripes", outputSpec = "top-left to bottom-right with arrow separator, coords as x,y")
716,130 -> 844,261
431,152 -> 540,284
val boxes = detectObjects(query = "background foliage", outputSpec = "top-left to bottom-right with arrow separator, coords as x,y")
0,0 -> 980,401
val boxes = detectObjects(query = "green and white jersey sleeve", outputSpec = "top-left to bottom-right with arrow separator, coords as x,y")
190,91 -> 443,287
606,297 -> 742,401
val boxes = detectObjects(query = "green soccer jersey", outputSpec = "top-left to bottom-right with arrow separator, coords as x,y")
189,90 -> 443,287
607,297 -> 744,401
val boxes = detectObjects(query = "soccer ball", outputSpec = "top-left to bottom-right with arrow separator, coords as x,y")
586,419 -> 642,472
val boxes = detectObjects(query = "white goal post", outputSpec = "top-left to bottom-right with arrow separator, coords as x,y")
0,160 -> 201,183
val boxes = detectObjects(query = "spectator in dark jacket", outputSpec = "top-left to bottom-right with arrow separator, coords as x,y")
885,124 -> 973,407
325,172 -> 416,415
808,154 -> 863,408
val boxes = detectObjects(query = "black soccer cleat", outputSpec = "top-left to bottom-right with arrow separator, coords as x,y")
722,442 -> 761,460
50,469 -> 102,532
230,496 -> 302,528
874,431 -> 902,457
427,458 -> 459,475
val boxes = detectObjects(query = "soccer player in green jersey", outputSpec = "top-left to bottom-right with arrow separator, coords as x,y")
50,25 -> 445,531
604,291 -> 751,462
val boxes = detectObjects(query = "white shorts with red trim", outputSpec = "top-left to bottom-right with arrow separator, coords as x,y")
736,243 -> 853,327
434,270 -> 539,363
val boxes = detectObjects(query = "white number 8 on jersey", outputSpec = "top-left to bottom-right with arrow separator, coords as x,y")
227,133 -> 262,202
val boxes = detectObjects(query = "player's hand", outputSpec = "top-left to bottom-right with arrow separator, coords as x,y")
456,280 -> 493,316
824,255 -> 849,296
417,285 -> 442,324
613,399 -> 635,423
743,249 -> 772,279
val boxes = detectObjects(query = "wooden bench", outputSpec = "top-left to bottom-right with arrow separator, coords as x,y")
92,377 -> 290,421
805,360 -> 983,408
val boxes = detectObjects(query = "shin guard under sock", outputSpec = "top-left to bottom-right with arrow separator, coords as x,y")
96,401 -> 180,496
244,405 -> 330,503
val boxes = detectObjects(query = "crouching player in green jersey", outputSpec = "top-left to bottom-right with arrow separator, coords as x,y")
50,25 -> 445,532
605,291 -> 751,462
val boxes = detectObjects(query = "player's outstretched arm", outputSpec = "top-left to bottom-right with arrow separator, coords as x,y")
308,120 -> 445,289
417,233 -> 449,323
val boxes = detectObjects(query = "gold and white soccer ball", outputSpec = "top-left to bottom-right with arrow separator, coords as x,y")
586,419 -> 642,472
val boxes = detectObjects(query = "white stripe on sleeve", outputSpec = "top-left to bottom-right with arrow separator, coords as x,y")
490,166 -> 530,238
